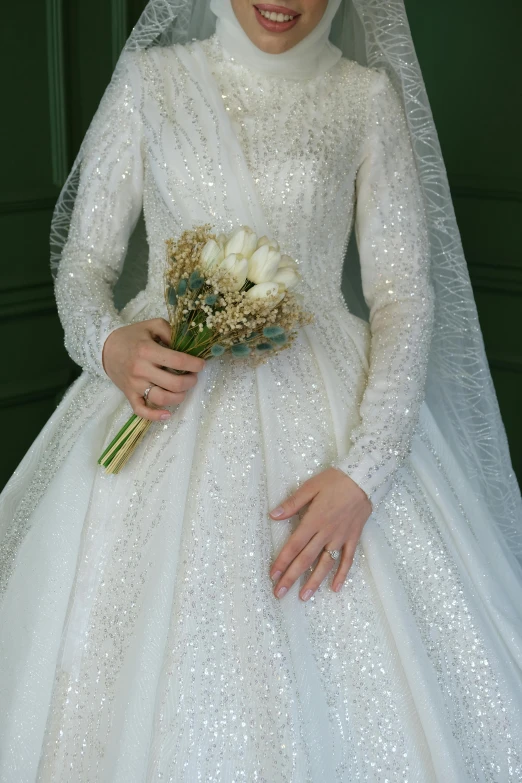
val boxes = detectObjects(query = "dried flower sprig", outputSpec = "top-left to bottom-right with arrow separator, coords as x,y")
98,225 -> 313,474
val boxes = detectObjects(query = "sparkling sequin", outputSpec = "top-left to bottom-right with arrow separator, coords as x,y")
1,34 -> 522,783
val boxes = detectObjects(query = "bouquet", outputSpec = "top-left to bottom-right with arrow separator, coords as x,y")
98,225 -> 313,474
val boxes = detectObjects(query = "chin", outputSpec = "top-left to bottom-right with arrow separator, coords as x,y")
254,34 -> 296,54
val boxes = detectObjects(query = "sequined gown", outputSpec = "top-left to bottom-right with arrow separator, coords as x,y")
1,33 -> 522,783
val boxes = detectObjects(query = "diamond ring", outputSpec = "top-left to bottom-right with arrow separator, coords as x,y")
143,384 -> 154,402
325,548 -> 340,560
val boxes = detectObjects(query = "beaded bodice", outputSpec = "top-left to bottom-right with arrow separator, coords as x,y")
53,33 -> 435,508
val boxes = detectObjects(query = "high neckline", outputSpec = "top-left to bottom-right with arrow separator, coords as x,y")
201,32 -> 344,87
209,0 -> 343,81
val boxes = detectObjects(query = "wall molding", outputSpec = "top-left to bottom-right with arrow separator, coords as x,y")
0,371 -> 71,410
0,282 -> 56,321
450,175 -> 522,203
0,191 -> 59,215
46,0 -> 68,188
111,0 -> 129,66
488,356 -> 522,375
468,262 -> 522,296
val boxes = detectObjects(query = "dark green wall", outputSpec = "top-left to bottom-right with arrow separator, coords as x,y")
0,0 -> 520,489
405,0 -> 522,481
0,0 -> 145,486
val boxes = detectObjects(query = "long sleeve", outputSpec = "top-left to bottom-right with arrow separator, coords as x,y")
53,53 -> 144,378
335,70 -> 435,510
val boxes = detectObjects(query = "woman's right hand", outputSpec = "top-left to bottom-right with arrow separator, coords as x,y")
101,318 -> 206,422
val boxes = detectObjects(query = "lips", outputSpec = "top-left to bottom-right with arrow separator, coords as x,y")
255,2 -> 299,13
254,3 -> 301,32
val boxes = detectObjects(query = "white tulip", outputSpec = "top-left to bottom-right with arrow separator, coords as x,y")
245,282 -> 285,306
220,254 -> 249,290
257,235 -> 280,251
248,245 -> 282,284
243,229 -> 259,258
224,226 -> 258,259
200,239 -> 224,270
273,266 -> 301,290
278,254 -> 298,270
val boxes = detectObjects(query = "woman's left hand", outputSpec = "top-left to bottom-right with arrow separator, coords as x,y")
269,467 -> 373,600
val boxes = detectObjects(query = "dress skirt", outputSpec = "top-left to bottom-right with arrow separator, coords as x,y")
1,296 -> 522,782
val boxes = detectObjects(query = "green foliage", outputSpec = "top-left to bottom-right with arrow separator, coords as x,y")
189,270 -> 204,290
231,343 -> 251,357
263,325 -> 285,338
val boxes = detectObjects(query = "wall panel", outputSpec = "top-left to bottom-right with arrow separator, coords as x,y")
406,0 -> 522,484
0,0 -> 146,489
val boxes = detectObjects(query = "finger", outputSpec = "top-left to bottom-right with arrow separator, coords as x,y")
299,546 -> 341,601
146,318 -> 173,346
272,531 -> 328,599
143,366 -> 198,394
130,393 -> 172,422
149,342 -> 206,374
331,545 -> 355,593
269,518 -> 320,582
133,339 -> 205,375
269,478 -> 318,520
146,385 -> 186,408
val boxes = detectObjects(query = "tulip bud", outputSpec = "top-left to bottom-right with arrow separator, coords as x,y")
257,236 -> 280,251
242,229 -> 259,259
272,266 -> 301,290
200,239 -> 224,270
221,254 -> 249,290
245,282 -> 285,307
224,226 -> 258,258
278,254 -> 298,270
248,246 -> 282,284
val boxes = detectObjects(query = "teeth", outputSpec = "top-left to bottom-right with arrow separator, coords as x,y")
258,7 -> 295,21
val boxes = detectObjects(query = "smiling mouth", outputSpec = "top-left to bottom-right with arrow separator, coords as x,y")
253,3 -> 301,31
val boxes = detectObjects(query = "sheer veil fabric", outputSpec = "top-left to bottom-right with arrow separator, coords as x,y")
49,0 -> 522,572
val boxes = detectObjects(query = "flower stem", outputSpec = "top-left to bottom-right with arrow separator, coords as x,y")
98,414 -> 152,474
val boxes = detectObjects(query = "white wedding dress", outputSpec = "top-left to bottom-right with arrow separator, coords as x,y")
1,33 -> 522,782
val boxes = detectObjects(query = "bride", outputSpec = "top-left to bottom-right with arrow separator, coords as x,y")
1,0 -> 522,779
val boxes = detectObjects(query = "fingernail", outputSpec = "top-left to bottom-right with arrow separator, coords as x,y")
160,413 -> 171,420
301,589 -> 313,601
276,586 -> 287,598
271,570 -> 282,582
270,506 -> 285,518
334,582 -> 342,592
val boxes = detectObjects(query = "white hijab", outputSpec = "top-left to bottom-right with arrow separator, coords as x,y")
209,0 -> 343,80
